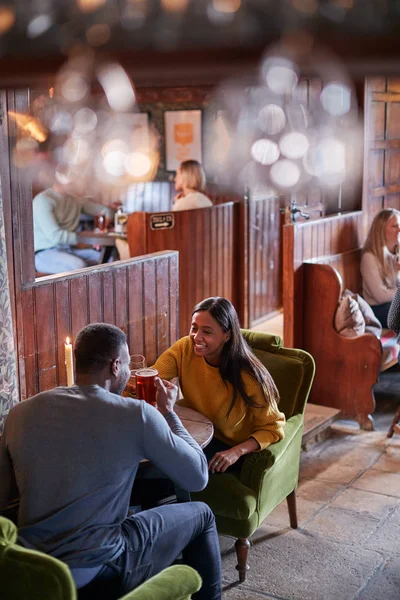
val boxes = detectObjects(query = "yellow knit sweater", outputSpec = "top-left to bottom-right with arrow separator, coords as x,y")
154,336 -> 285,451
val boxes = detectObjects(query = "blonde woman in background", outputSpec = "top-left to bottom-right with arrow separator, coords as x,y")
173,160 -> 213,211
361,208 -> 400,327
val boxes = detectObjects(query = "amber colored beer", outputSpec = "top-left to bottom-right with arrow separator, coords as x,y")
124,376 -> 137,398
136,368 -> 158,406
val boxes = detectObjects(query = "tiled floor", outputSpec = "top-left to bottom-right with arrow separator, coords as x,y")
220,368 -> 400,600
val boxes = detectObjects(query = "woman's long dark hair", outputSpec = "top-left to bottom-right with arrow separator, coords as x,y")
192,297 -> 279,415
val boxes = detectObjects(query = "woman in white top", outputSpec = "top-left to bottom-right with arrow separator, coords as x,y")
173,160 -> 213,212
361,208 -> 400,327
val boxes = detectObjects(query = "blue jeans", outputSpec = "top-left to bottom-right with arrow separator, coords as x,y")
78,502 -> 221,600
35,246 -> 101,274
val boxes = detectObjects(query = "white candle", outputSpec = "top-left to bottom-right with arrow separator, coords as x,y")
65,337 -> 74,387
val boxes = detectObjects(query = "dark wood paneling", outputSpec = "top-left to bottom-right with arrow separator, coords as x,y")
127,203 -> 243,336
283,211 -> 365,348
364,77 -> 400,220
17,253 -> 179,399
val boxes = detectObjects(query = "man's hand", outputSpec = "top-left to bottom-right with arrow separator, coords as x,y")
155,378 -> 178,415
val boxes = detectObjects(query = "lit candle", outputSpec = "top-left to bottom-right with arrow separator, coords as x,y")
65,337 -> 74,387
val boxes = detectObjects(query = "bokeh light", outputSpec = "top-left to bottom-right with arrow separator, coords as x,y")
206,41 -> 360,196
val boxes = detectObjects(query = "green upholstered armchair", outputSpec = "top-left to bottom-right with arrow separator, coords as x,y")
0,516 -> 201,600
192,330 -> 315,583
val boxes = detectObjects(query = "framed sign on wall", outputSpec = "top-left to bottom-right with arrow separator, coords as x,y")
164,109 -> 202,171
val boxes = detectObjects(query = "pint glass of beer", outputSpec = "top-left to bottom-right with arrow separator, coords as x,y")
136,368 -> 158,406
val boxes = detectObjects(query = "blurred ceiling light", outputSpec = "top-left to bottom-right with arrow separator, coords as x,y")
259,104 -> 286,135
8,111 -> 48,142
77,0 -> 106,13
86,23 -> 111,46
270,159 -> 300,188
103,151 -> 127,177
74,107 -> 98,133
320,82 -> 351,116
61,74 -> 88,102
124,152 -> 152,177
0,5 -> 15,35
49,87 -> 54,98
304,138 -> 346,184
279,132 -> 309,159
161,0 -> 188,12
291,0 -> 318,14
213,0 -> 241,12
251,139 -> 279,165
26,14 -> 52,38
265,62 -> 298,95
97,63 -> 135,112
102,139 -> 129,157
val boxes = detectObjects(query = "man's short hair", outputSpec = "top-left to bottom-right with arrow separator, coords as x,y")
74,323 -> 127,374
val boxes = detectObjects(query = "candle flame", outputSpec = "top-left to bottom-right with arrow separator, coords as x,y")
66,337 -> 70,344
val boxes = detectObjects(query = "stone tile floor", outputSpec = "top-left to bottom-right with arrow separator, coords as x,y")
220,367 -> 400,600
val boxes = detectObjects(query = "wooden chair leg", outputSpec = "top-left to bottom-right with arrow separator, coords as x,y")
387,404 -> 400,438
357,413 -> 375,431
286,489 -> 298,529
235,537 -> 250,583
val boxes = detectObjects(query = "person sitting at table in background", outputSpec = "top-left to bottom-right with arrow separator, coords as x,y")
33,178 -> 115,275
0,323 -> 221,600
361,208 -> 400,327
154,297 -> 285,473
172,160 -> 213,212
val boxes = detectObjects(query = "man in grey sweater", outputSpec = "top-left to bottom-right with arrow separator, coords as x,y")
0,323 -> 221,600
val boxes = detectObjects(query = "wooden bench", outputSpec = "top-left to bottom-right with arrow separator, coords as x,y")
302,248 -> 398,430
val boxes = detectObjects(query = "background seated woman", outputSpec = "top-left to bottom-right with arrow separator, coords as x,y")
154,296 -> 285,473
361,208 -> 400,328
173,160 -> 213,212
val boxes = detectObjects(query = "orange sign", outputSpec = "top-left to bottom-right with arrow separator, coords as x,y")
174,123 -> 194,146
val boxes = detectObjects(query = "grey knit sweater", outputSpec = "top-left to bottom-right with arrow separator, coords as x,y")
0,385 -> 208,568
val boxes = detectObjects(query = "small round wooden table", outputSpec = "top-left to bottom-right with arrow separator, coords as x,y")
174,405 -> 214,449
138,404 -> 213,503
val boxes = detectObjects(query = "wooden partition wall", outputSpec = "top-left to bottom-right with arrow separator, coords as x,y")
283,211 -> 365,348
127,202 -> 246,336
18,253 -> 179,400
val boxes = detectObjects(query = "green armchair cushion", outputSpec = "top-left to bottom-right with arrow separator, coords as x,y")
120,565 -> 202,600
0,517 -> 77,600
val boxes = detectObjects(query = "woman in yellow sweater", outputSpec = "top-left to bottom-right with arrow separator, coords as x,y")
154,297 -> 285,473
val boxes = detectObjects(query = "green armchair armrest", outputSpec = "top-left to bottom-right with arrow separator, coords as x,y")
240,414 -> 304,490
120,565 -> 202,600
